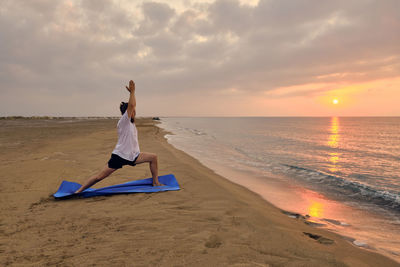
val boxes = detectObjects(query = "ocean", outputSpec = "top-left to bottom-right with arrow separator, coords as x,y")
159,117 -> 400,261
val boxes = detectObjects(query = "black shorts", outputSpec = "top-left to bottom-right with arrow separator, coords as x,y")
108,153 -> 140,170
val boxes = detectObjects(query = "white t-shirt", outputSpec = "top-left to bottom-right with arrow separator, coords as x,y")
112,111 -> 140,161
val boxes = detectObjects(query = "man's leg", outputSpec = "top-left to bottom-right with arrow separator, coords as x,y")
75,165 -> 117,194
135,152 -> 163,186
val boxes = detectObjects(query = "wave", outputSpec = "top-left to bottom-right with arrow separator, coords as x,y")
282,164 -> 400,212
182,127 -> 207,136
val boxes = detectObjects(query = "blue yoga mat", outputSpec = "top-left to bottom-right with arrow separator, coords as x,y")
53,174 -> 180,199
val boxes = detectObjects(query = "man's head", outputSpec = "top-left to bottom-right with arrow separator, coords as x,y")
120,102 -> 128,115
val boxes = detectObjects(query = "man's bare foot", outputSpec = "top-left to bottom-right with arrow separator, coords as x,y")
153,181 -> 165,186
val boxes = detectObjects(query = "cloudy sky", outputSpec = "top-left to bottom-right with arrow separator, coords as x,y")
1,0 -> 399,116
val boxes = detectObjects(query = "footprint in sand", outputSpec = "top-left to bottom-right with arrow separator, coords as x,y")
29,196 -> 52,211
205,234 -> 222,248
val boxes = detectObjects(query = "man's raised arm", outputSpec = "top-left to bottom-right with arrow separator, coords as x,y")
126,80 -> 136,119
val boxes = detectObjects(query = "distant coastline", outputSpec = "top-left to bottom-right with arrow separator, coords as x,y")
2,116 -> 399,121
0,116 -> 120,120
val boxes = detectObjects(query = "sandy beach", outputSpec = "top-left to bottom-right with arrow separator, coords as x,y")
0,118 -> 398,266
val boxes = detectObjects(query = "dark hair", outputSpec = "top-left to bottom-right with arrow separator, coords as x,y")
119,102 -> 134,123
120,102 -> 128,115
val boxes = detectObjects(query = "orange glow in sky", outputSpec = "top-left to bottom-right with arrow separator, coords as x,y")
244,77 -> 400,117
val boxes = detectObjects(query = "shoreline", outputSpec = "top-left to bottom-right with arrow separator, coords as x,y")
156,119 -> 400,264
158,117 -> 400,262
154,119 -> 399,265
1,118 -> 398,266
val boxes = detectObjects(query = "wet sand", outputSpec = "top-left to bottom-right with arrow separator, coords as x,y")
0,118 -> 398,266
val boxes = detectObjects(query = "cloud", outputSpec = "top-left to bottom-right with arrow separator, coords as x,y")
0,0 -> 399,116
135,2 -> 176,35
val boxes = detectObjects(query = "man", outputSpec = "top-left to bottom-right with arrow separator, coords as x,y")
75,80 -> 163,194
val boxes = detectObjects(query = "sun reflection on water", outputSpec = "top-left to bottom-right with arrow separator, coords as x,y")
308,201 -> 324,218
328,117 -> 341,173
297,190 -> 327,219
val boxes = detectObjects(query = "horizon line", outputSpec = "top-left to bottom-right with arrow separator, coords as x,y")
1,115 -> 400,119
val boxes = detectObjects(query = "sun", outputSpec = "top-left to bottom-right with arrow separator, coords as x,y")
333,99 -> 339,105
